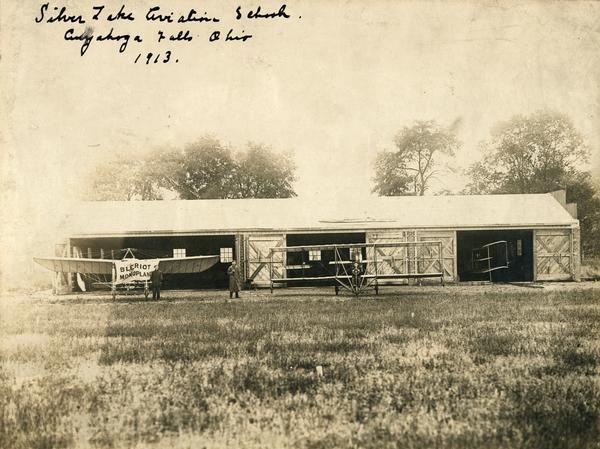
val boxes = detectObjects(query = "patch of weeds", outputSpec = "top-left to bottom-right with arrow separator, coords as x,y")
390,315 -> 443,332
279,370 -> 319,395
304,432 -> 351,449
540,337 -> 600,376
555,345 -> 598,371
384,334 -> 411,345
500,376 -> 600,449
231,362 -> 278,398
0,373 -> 84,449
469,329 -> 520,359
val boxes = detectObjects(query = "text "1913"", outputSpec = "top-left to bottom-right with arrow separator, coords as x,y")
134,51 -> 177,64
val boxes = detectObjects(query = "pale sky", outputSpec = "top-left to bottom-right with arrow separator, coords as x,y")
1,0 -> 600,289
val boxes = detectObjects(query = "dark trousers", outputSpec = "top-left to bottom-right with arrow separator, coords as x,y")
152,286 -> 160,300
229,290 -> 239,298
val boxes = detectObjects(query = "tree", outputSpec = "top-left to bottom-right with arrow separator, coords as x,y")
373,120 -> 459,196
154,137 -> 237,200
84,136 -> 297,200
233,143 -> 296,198
85,158 -> 162,201
159,139 -> 296,199
372,151 -> 415,196
566,173 -> 600,258
464,111 -> 588,194
464,110 -> 600,257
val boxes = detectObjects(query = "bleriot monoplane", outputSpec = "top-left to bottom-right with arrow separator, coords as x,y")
34,248 -> 219,299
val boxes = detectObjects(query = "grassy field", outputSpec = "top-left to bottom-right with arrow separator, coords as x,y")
1,285 -> 599,449
582,257 -> 600,280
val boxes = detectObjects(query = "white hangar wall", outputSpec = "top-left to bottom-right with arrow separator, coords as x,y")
60,192 -> 581,288
238,225 -> 579,287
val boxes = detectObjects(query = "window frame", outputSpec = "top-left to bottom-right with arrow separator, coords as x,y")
220,247 -> 234,263
173,248 -> 186,258
349,248 -> 363,261
308,249 -> 321,261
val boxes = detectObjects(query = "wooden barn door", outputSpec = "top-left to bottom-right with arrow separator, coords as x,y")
418,231 -> 456,281
366,231 -> 416,283
245,233 -> 286,287
535,229 -> 573,281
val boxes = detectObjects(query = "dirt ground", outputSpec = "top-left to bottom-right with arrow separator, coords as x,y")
5,280 -> 600,304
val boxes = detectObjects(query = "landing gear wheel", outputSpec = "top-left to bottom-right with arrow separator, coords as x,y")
144,289 -> 149,299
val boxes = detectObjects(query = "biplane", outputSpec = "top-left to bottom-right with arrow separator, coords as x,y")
263,241 -> 446,296
34,248 -> 219,298
470,240 -> 510,281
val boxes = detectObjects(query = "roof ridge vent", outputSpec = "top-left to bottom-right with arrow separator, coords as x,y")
319,217 -> 396,224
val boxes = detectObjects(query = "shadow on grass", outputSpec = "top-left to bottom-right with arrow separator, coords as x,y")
4,287 -> 600,449
499,376 -> 600,449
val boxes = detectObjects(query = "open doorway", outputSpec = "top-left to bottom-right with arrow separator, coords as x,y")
284,232 -> 366,285
457,230 -> 533,282
71,235 -> 235,290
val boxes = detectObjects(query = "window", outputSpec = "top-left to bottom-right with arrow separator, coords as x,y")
87,248 -> 92,259
308,249 -> 321,261
516,239 -> 523,257
173,248 -> 186,258
349,248 -> 362,261
220,247 -> 233,263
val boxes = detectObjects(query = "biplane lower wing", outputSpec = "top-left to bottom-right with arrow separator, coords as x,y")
33,257 -> 114,274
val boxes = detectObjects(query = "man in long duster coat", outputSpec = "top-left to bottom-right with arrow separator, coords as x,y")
150,266 -> 163,300
227,261 -> 241,298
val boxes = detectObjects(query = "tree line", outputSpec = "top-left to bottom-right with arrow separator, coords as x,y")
86,137 -> 296,201
372,111 -> 599,257
86,111 -> 600,256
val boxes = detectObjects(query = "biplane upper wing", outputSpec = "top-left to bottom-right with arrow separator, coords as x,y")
33,257 -> 114,274
158,255 -> 219,274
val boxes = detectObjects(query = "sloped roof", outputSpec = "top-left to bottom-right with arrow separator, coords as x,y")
64,193 -> 578,237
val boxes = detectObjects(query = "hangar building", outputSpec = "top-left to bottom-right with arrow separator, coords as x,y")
57,191 -> 580,290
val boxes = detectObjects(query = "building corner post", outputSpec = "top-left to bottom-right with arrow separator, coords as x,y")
572,226 -> 581,282
66,238 -> 74,292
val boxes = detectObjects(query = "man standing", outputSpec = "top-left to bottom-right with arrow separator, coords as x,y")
151,265 -> 163,300
227,260 -> 240,299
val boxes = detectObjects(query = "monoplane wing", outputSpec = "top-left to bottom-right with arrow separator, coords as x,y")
33,257 -> 114,274
34,255 -> 220,275
158,255 -> 219,274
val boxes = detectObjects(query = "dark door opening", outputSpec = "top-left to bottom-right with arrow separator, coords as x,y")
457,230 -> 533,282
71,235 -> 234,290
285,232 -> 366,285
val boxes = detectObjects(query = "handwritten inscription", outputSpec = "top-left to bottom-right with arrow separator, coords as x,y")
236,5 -> 290,20
34,3 -> 299,63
